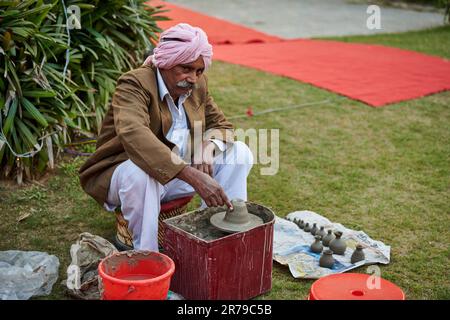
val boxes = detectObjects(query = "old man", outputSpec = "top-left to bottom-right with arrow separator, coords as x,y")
79,23 -> 253,251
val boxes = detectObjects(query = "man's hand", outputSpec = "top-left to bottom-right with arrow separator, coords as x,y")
177,166 -> 232,209
191,140 -> 215,177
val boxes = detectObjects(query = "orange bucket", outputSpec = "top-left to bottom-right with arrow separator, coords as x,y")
98,250 -> 175,300
309,273 -> 405,300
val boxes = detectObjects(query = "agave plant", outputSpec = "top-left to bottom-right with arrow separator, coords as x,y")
0,0 -> 168,183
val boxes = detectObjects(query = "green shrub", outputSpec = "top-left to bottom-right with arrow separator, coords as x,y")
0,0 -> 167,183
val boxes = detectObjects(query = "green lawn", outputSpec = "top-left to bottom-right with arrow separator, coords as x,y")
1,26 -> 449,300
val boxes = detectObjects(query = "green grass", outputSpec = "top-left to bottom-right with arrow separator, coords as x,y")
1,26 -> 449,300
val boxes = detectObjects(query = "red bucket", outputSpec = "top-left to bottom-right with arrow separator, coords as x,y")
98,250 -> 175,300
309,273 -> 405,300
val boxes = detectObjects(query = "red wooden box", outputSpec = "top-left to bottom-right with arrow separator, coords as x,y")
162,202 -> 275,300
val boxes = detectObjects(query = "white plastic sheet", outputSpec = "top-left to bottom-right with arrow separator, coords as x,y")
0,250 -> 60,300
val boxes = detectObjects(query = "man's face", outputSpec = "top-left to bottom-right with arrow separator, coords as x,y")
160,56 -> 205,99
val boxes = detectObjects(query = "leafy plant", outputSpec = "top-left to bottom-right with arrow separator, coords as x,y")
0,0 -> 168,183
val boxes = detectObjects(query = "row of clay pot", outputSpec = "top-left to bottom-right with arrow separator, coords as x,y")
310,233 -> 347,255
292,218 -> 365,267
293,218 -> 347,255
318,244 -> 366,269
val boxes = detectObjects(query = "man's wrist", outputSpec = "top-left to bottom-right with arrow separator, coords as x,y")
177,165 -> 195,183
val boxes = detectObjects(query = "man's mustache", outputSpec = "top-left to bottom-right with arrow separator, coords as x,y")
176,80 -> 197,90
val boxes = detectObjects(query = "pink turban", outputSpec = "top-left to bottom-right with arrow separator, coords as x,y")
144,23 -> 213,70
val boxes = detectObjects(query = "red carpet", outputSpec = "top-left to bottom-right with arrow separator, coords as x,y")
148,1 -> 450,107
214,40 -> 450,107
149,0 -> 281,45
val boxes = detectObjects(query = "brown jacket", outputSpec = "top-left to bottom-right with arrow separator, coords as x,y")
79,64 -> 234,206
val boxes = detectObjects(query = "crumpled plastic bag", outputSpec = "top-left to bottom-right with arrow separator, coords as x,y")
0,250 -> 60,300
64,232 -> 118,300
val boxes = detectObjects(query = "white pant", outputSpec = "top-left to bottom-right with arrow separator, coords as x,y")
104,141 -> 254,251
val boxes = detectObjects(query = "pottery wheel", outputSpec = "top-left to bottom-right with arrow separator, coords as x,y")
210,211 -> 264,233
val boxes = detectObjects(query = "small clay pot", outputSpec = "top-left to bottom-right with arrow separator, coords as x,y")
316,226 -> 326,240
304,222 -> 311,232
299,220 -> 305,229
322,230 -> 335,247
351,244 -> 365,264
319,249 -> 335,269
329,231 -> 347,255
310,223 -> 318,236
310,235 -> 323,253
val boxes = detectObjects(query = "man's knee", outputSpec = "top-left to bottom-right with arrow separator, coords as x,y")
121,160 -> 155,190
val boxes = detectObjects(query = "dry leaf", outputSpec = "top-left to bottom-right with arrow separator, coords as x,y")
17,208 -> 36,222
